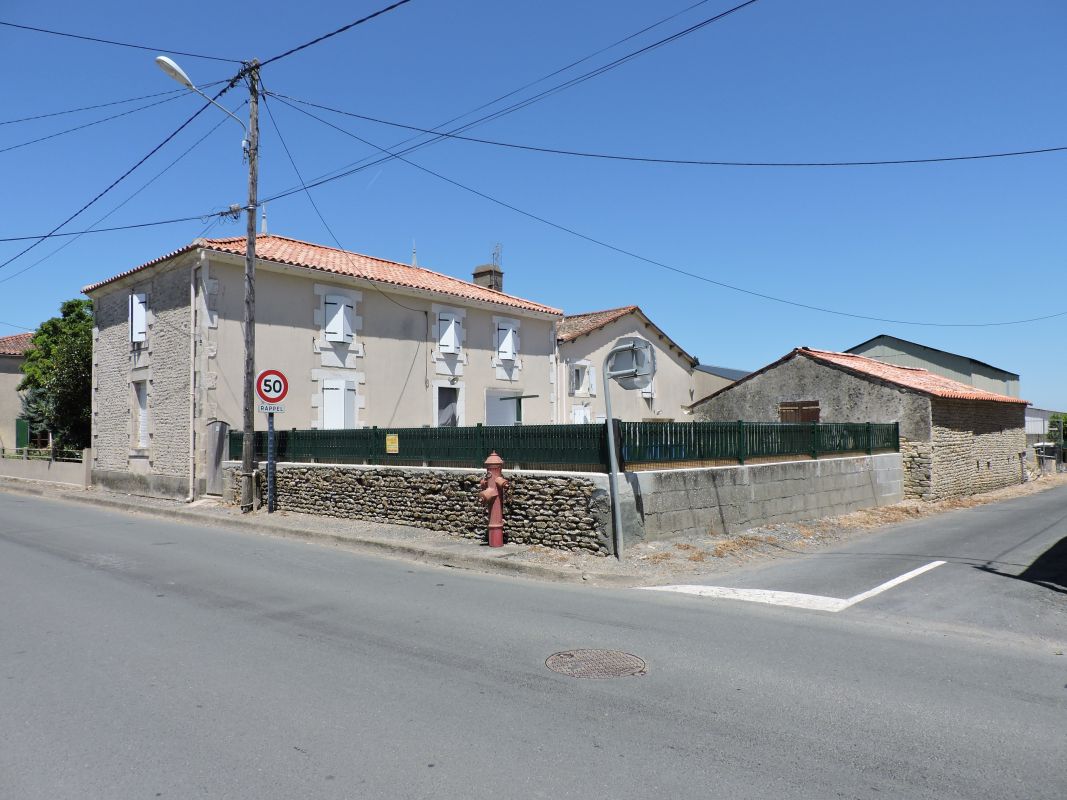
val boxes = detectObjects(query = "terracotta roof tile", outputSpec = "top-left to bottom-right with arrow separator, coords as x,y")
84,235 -> 562,316
799,348 -> 1027,404
557,306 -> 639,342
0,332 -> 33,356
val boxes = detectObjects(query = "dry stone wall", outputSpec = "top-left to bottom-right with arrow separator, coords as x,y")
930,399 -> 1025,499
900,438 -> 932,500
224,462 -> 612,554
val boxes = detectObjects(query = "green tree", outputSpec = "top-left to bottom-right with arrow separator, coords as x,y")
19,298 -> 93,450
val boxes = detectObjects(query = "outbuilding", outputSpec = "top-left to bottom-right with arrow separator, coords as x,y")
691,347 -> 1027,500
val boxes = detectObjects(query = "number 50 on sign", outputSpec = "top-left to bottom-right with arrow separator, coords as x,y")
256,369 -> 288,413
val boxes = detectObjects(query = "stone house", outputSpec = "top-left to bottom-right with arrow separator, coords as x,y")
846,334 -> 1020,398
556,305 -> 699,423
0,332 -> 32,450
691,347 -> 1027,500
83,234 -> 562,499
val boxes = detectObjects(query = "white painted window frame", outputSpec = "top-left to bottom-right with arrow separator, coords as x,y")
431,380 -> 465,428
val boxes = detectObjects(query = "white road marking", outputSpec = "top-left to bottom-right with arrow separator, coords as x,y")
639,560 -> 946,613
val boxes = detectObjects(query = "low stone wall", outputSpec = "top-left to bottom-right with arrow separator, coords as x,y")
222,462 -> 616,554
0,450 -> 91,487
901,438 -> 932,500
629,453 -> 903,540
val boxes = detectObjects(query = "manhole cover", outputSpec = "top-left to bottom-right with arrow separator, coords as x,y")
545,649 -> 646,679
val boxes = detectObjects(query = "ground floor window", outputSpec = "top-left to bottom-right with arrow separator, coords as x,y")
779,401 -> 820,423
437,386 -> 460,427
132,381 -> 149,448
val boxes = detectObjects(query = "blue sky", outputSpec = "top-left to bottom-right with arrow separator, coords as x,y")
2,0 -> 1065,406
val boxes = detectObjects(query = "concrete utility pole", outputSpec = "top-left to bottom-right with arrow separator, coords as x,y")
240,60 -> 260,513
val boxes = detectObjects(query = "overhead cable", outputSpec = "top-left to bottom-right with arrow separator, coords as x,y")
0,20 -> 241,62
0,73 -> 243,270
258,0 -> 414,67
271,93 -> 1067,168
269,96 -> 1067,328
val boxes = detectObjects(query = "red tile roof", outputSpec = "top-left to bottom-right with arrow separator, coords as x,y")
557,306 -> 639,342
0,332 -> 33,356
800,347 -> 1028,404
83,235 -> 562,316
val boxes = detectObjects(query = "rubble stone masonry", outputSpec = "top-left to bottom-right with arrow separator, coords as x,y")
930,398 -> 1025,500
224,463 -> 613,554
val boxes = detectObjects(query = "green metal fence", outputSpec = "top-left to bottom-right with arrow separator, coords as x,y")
229,420 -> 899,471
229,423 -> 609,471
619,421 -> 899,465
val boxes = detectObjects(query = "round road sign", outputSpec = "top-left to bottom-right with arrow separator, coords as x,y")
256,369 -> 288,404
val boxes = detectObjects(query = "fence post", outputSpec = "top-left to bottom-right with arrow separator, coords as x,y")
865,422 -> 872,455
737,420 -> 745,465
811,422 -> 819,460
894,422 -> 900,452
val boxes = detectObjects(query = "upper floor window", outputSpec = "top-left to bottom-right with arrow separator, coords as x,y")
568,361 -> 596,396
496,321 -> 518,362
438,311 -> 462,355
129,293 -> 147,344
323,294 -> 355,343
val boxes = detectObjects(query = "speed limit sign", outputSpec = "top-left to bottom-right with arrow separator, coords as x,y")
256,369 -> 288,413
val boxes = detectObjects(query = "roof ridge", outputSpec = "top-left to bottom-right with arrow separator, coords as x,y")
801,346 -> 930,373
563,304 -> 639,320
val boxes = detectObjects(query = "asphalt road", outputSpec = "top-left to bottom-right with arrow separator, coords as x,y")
1,488 -> 1065,799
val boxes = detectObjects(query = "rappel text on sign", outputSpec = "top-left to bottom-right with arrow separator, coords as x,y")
257,402 -> 285,414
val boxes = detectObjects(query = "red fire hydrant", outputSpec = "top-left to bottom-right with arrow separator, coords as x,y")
479,451 -> 509,547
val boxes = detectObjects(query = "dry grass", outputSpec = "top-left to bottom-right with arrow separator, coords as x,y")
687,551 -> 707,563
711,534 -> 776,559
673,543 -> 699,552
642,551 -> 675,564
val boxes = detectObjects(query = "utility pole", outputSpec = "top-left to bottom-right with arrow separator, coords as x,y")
240,60 -> 260,513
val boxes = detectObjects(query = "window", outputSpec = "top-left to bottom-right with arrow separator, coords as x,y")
129,293 -> 147,343
322,379 -> 357,429
568,362 -> 595,396
779,401 -> 820,423
437,387 -> 460,427
132,381 -> 149,448
438,312 -> 461,355
496,322 -> 518,362
323,294 -> 354,343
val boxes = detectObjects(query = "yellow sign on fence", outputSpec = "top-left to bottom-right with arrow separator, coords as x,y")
385,434 -> 399,454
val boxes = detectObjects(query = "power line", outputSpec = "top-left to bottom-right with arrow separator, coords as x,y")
0,111 -> 240,286
0,20 -> 241,62
259,0 -> 414,68
0,320 -> 34,332
0,213 -> 229,244
271,92 -> 1067,168
0,89 -> 183,126
0,93 -> 186,156
268,96 -> 1067,329
265,0 -> 763,200
0,72 -> 244,271
260,89 -> 421,314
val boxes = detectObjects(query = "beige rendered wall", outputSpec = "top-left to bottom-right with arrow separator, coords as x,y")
199,254 -> 558,452
558,315 -> 696,422
0,355 -> 24,450
691,370 -> 733,404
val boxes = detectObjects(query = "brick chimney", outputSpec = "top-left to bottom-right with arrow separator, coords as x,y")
472,263 -> 504,292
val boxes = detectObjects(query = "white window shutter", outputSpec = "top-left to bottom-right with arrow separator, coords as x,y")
341,301 -> 354,342
587,366 -> 597,396
322,379 -> 344,429
324,295 -> 346,343
343,381 -> 357,428
438,313 -> 460,354
129,293 -> 147,343
641,377 -> 654,399
497,324 -> 517,361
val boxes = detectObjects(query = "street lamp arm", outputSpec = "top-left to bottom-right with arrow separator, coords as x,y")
189,85 -> 247,133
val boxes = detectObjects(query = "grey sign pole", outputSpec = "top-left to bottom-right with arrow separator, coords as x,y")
601,359 -> 625,560
267,411 -> 275,513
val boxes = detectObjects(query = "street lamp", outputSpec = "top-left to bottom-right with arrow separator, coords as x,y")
157,54 -> 261,513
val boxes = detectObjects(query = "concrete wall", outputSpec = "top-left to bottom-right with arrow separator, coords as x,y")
930,398 -> 1026,499
0,450 -> 90,487
630,453 -> 903,539
90,258 -> 193,499
558,313 -> 696,423
848,337 -> 1019,398
0,355 -> 24,450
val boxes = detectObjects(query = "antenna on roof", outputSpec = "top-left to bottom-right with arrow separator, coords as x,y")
491,242 -> 502,268
411,240 -> 418,267
260,203 -> 268,235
